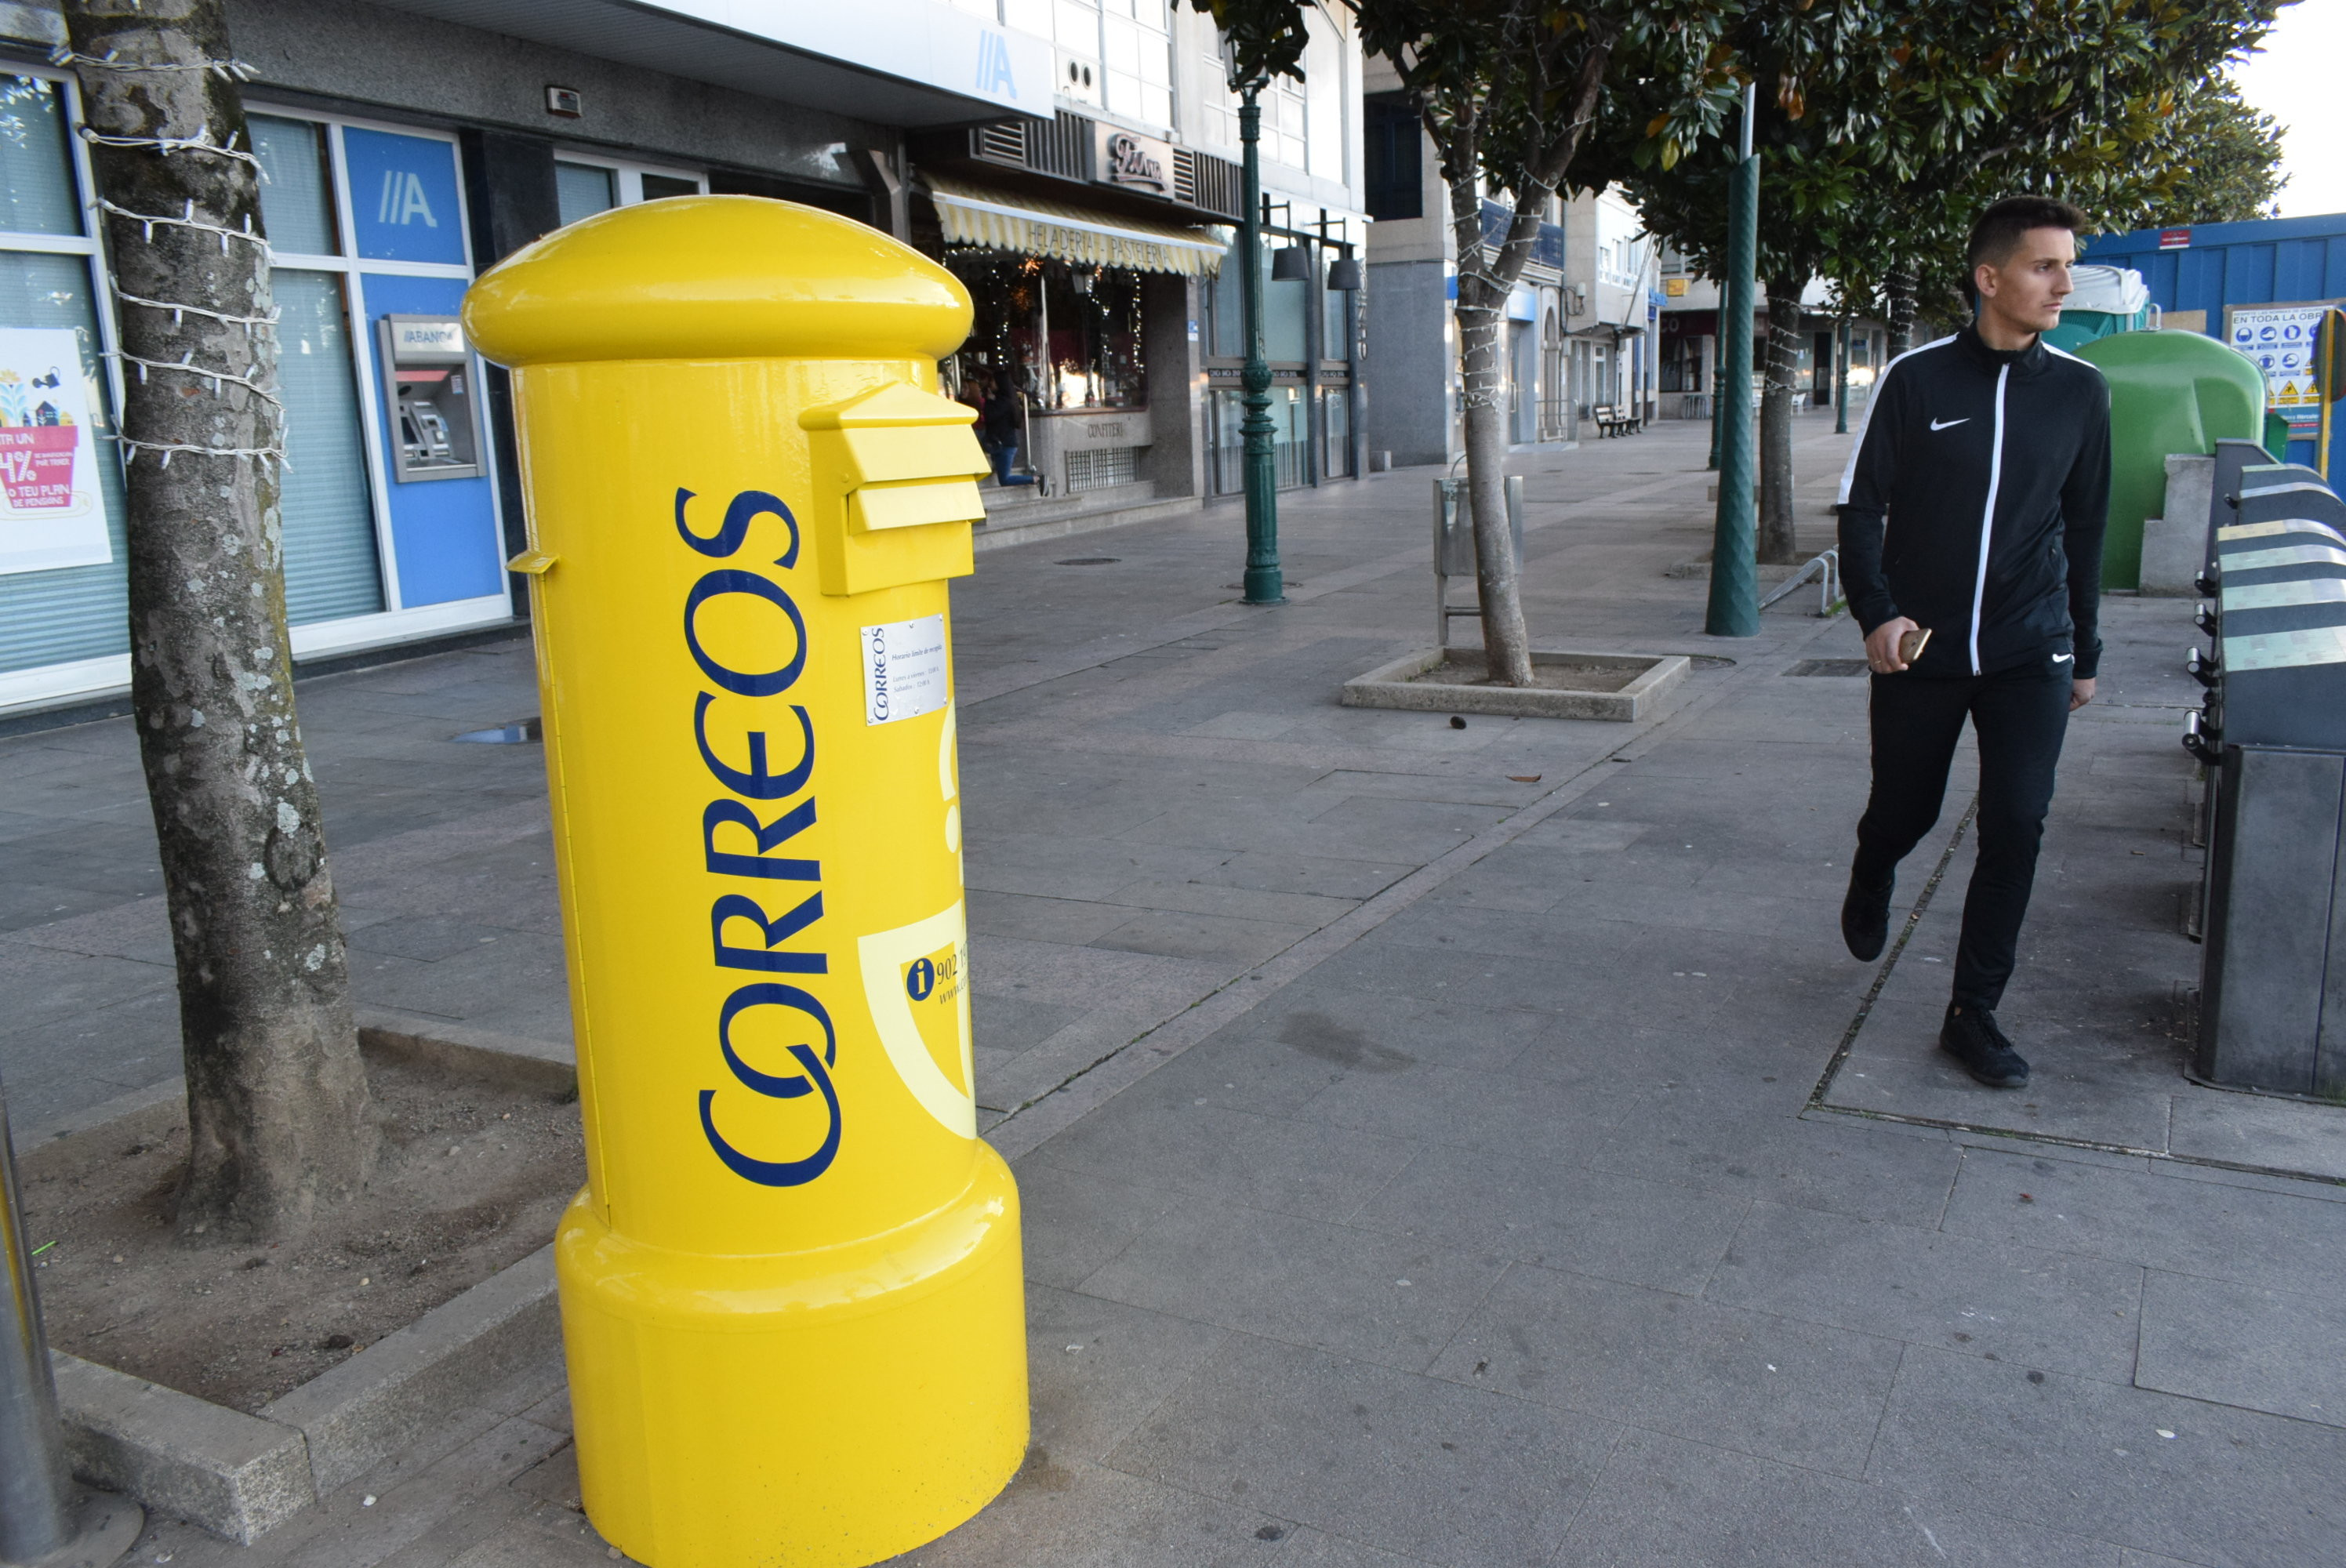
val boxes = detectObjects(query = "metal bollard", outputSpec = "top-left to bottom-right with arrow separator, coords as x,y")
2,1076 -> 141,1568
465,198 -> 1025,1568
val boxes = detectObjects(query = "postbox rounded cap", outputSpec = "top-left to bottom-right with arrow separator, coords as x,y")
462,196 -> 972,366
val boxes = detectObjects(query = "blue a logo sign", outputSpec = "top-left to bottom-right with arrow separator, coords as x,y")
376,169 -> 439,229
343,127 -> 465,264
976,31 -> 1017,99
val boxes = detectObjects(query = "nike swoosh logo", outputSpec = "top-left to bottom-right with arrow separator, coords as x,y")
2053,654 -> 2074,662
1930,417 -> 1969,430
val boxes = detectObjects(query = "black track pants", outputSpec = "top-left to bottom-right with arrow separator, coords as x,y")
1850,656 -> 2073,1009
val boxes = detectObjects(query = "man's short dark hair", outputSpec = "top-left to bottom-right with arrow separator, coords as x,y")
1967,196 -> 2088,274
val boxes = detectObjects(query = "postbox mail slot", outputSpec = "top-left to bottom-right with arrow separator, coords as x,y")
837,423 -> 989,490
852,477 -> 985,534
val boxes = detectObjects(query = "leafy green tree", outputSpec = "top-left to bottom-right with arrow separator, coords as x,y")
1810,1 -> 2286,345
2102,82 -> 2285,228
1194,0 -> 1739,683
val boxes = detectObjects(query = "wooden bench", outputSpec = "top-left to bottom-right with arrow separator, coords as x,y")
1592,403 -> 1641,437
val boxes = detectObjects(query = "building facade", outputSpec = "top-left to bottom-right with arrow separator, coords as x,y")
921,1 -> 1367,517
1654,259 -> 1885,427
0,0 -> 1369,719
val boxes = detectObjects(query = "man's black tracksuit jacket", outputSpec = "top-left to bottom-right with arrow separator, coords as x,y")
1835,325 -> 2113,1011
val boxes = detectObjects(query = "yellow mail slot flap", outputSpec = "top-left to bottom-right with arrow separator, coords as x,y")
804,381 -> 987,485
837,424 -> 989,491
851,477 -> 985,533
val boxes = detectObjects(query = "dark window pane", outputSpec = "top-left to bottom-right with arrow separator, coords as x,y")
1364,95 -> 1422,223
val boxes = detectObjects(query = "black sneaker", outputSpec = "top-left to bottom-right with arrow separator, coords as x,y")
1940,1004 -> 2030,1088
1841,870 -> 1894,961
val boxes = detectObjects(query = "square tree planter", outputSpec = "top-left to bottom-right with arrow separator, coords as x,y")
1342,648 -> 1690,723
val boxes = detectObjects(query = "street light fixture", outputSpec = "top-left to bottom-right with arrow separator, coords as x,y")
1237,85 -> 1284,605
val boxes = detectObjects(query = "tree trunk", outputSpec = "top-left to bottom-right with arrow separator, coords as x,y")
66,0 -> 371,1244
1757,275 -> 1803,565
1885,267 -> 1917,358
1443,169 -> 1532,685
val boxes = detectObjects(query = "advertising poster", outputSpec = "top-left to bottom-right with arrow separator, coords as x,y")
0,327 -> 111,576
2228,304 -> 2331,437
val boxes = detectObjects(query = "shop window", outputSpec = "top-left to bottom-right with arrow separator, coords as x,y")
566,158 -> 709,223
1321,264 -> 1352,363
0,248 -> 130,673
274,271 -> 384,622
1,85 -> 517,711
1208,386 -> 1309,495
945,251 -> 1146,410
1321,386 -> 1352,478
251,114 -> 337,256
0,76 -> 83,237
556,162 -> 617,227
1207,237 -> 1308,364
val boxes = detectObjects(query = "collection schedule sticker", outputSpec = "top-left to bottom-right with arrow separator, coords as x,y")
861,613 -> 950,726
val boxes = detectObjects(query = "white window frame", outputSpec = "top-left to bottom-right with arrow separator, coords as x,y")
242,102 -> 513,658
552,149 -> 707,210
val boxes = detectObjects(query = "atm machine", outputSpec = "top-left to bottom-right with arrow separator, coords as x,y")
376,314 -> 485,481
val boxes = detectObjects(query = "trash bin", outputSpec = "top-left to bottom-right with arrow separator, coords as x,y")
2184,460 -> 2346,1095
464,197 -> 1025,1568
1433,474 -> 1523,647
2076,328 -> 2264,591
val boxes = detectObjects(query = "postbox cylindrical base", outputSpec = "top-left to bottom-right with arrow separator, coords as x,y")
554,1148 -> 1027,1567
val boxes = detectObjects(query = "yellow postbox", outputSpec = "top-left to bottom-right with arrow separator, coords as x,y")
462,198 -> 1025,1567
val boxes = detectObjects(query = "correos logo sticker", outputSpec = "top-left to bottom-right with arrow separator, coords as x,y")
674,485 -> 841,1188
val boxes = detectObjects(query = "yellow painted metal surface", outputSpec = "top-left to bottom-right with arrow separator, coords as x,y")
463,197 -> 1023,1568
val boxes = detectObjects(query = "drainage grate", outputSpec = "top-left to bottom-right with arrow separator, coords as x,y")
1055,557 -> 1120,566
1783,659 -> 1871,678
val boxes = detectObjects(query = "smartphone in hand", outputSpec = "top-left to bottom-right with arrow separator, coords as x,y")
1898,626 -> 1932,666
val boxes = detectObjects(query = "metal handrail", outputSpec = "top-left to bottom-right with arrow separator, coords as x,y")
1758,548 -> 1844,617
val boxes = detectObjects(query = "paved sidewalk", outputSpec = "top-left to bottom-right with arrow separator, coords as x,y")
9,409 -> 2344,1566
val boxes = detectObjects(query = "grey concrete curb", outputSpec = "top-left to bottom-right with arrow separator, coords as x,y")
46,1029 -> 575,1542
263,1245 -> 561,1496
51,1349 -> 315,1545
1340,648 -> 1690,722
356,1012 -> 577,1098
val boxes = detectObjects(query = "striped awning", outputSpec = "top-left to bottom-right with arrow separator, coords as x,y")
925,174 -> 1226,276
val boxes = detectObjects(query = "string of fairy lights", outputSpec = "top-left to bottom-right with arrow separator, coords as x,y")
52,45 -> 289,470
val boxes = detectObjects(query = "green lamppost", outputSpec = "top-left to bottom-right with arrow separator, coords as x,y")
1835,316 -> 1850,435
1704,82 -> 1760,638
1237,85 -> 1284,604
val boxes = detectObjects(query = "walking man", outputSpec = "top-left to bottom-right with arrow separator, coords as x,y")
1835,195 -> 2112,1088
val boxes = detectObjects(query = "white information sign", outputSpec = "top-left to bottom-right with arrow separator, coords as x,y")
860,613 -> 950,726
2228,304 -> 2330,430
0,328 -> 111,576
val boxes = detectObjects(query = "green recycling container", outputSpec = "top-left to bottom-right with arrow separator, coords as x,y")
2076,329 -> 2264,589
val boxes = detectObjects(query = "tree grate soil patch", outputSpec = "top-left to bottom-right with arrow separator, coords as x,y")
17,1053 -> 583,1414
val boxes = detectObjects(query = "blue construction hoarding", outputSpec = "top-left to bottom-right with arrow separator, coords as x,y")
2084,212 -> 2346,468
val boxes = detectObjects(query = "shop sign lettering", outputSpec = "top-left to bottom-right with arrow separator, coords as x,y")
675,485 -> 840,1188
1097,129 -> 1171,194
